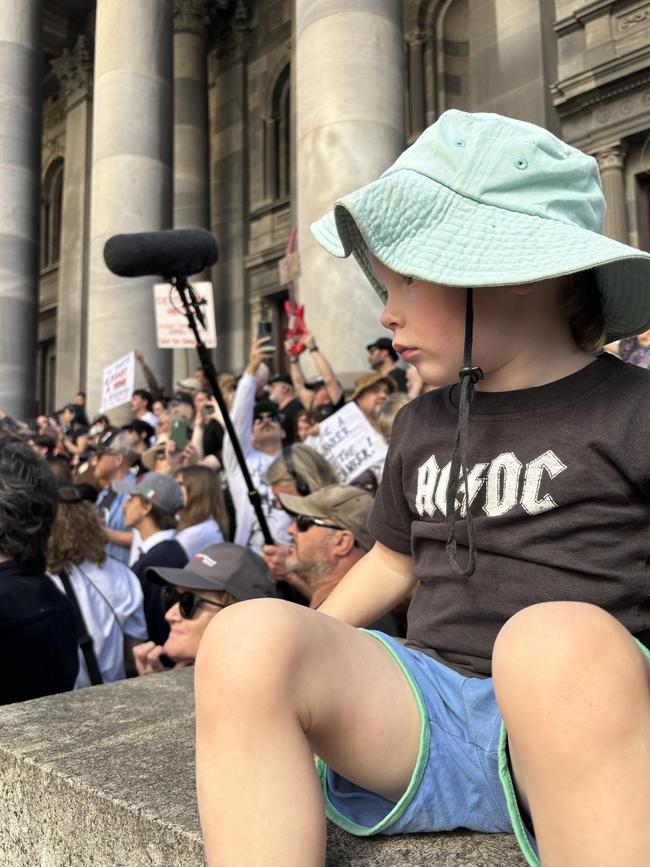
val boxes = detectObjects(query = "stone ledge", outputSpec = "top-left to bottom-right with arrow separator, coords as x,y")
0,669 -> 526,866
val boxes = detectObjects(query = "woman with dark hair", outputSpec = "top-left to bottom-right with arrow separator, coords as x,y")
173,466 -> 229,559
0,436 -> 79,704
47,485 -> 147,688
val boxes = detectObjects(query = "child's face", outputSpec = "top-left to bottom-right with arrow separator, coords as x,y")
371,255 -> 540,388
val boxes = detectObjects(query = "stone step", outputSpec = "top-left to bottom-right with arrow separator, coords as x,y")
0,669 -> 526,866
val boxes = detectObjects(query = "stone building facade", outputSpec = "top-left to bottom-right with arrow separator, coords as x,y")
1,0 -> 649,419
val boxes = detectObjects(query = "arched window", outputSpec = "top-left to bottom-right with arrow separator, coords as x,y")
263,65 -> 291,202
407,0 -> 470,140
439,0 -> 469,113
41,158 -> 64,270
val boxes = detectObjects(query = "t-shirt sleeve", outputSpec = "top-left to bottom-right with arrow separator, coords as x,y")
367,407 -> 413,555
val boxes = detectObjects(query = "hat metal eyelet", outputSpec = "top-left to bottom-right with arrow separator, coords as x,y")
455,139 -> 466,147
515,158 -> 528,170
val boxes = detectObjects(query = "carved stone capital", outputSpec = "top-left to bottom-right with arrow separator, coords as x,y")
594,142 -> 627,172
174,0 -> 213,33
50,35 -> 92,110
405,29 -> 428,47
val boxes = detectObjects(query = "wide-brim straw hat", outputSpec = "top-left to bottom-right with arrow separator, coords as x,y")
350,371 -> 396,404
311,109 -> 650,342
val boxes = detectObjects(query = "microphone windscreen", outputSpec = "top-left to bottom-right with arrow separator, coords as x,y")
103,228 -> 218,278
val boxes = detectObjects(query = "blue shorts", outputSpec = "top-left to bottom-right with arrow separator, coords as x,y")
315,631 -> 540,866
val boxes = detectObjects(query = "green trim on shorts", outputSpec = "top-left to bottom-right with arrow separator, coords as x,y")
315,630 -> 430,836
498,636 -> 650,867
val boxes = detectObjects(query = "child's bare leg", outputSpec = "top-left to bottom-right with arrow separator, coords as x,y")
493,601 -> 650,866
195,599 -> 421,867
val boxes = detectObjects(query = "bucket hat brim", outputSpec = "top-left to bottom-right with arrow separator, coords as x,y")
311,168 -> 650,342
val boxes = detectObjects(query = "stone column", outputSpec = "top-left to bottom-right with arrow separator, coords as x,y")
595,143 -> 629,244
86,0 -> 173,416
172,0 -> 211,383
295,0 -> 405,386
405,30 -> 427,143
0,1 -> 41,420
51,36 -> 92,407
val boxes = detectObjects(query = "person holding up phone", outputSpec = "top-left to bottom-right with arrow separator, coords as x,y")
222,336 -> 292,554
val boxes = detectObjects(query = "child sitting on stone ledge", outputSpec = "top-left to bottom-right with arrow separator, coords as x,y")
194,111 -> 650,867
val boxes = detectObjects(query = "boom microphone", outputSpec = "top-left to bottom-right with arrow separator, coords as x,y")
103,228 -> 219,279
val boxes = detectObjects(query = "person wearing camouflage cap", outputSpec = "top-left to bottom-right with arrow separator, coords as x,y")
279,485 -> 392,615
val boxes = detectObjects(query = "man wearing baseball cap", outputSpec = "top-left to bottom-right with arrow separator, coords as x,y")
366,337 -> 407,392
133,543 -> 279,675
92,429 -> 139,564
267,373 -> 303,444
277,485 -> 398,633
115,472 -> 188,645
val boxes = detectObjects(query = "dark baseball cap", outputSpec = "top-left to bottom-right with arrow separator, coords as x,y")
253,400 -> 280,420
267,373 -> 292,386
366,337 -> 398,361
146,543 -> 279,602
170,390 -> 195,408
113,471 -> 183,515
304,376 -> 327,391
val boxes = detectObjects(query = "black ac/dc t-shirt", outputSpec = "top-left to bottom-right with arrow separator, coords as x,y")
368,354 -> 650,678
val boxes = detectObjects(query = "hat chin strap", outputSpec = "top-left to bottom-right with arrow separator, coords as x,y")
445,287 -> 483,577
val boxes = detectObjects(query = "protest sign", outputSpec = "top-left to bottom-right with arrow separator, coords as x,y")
100,352 -> 135,413
306,402 -> 387,484
153,282 -> 217,349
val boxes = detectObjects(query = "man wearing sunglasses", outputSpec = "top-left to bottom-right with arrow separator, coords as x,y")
133,543 -> 278,675
278,485 -> 398,637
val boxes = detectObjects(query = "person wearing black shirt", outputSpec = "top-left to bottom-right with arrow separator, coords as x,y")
267,374 -> 303,444
366,337 -> 408,393
0,436 -> 78,704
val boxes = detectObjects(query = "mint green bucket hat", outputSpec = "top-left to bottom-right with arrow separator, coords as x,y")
311,109 -> 650,342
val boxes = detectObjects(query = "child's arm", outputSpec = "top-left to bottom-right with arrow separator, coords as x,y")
317,541 -> 416,627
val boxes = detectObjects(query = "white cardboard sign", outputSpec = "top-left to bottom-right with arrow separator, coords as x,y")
153,282 -> 217,349
100,352 -> 135,413
307,402 -> 387,484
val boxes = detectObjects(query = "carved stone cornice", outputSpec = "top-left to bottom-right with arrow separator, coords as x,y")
173,0 -> 213,34
405,30 -> 428,47
50,36 -> 92,111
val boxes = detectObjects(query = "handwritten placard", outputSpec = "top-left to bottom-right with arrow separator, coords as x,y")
100,352 -> 135,413
153,282 -> 217,349
306,402 -> 387,484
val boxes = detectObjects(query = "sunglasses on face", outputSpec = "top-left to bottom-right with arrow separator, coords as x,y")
254,413 -> 279,425
162,586 -> 225,619
294,514 -> 345,533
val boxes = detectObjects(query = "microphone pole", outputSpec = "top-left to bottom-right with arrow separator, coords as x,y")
173,275 -> 275,548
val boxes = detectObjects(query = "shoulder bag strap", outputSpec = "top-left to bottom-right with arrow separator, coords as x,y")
58,567 -> 104,686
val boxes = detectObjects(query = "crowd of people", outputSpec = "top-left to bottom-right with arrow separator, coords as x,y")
0,330 -> 426,704
5,106 -> 650,867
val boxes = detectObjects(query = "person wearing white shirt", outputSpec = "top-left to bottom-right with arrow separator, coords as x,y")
222,337 -> 292,554
115,472 -> 188,646
47,485 -> 148,688
174,465 -> 228,558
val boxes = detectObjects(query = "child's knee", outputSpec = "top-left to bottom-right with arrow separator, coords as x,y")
493,602 -> 646,735
195,598 -> 311,705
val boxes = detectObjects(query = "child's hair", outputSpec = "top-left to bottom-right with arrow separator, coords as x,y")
563,269 -> 606,351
